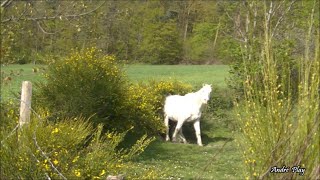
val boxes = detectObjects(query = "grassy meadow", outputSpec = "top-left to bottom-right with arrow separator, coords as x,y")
124,64 -> 229,87
1,64 -> 244,179
1,64 -> 46,100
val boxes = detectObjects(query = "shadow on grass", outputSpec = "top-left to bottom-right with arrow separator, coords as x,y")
160,120 -> 234,146
202,134 -> 233,145
137,134 -> 233,162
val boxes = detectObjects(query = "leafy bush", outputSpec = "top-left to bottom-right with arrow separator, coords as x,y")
35,47 -> 127,125
206,86 -> 235,130
120,80 -> 193,135
0,99 -> 20,146
0,110 -> 157,179
235,10 -> 319,179
35,48 -> 193,136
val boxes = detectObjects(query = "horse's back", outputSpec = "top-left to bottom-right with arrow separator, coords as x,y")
164,94 -> 200,121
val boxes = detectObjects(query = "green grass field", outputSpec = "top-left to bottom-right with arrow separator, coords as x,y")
124,64 -> 229,87
1,64 -> 46,101
1,64 -> 229,100
1,64 -> 244,179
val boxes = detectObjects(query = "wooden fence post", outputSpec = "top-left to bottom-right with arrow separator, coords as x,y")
19,81 -> 32,127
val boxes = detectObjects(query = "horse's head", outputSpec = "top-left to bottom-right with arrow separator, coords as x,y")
199,84 -> 212,104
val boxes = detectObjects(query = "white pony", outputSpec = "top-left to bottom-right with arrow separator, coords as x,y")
164,84 -> 212,146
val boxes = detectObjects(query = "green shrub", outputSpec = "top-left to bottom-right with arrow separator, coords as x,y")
35,48 -> 193,136
119,80 -> 193,135
206,87 -> 235,130
0,111 -> 157,179
35,47 -> 127,126
235,7 -> 319,179
0,99 -> 20,144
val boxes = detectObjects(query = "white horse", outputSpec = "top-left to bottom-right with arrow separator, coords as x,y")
164,84 -> 212,146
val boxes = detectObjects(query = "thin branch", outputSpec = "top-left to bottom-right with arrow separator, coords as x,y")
1,0 -> 13,8
1,0 -> 107,23
259,119 -> 319,179
36,21 -> 55,35
15,2 -> 30,23
271,0 -> 296,38
0,124 -> 19,145
1,98 -> 43,145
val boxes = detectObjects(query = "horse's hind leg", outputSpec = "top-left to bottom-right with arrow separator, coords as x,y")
172,120 -> 184,143
164,115 -> 170,141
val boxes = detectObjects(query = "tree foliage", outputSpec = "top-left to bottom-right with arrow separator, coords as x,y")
2,0 -> 316,65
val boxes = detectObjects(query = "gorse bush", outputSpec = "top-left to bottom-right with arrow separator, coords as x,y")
35,47 -> 193,135
120,80 -> 193,135
235,3 -> 319,179
0,99 -> 20,140
0,110 -> 157,179
35,47 -> 125,124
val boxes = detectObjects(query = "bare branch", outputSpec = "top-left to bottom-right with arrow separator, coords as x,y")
1,0 -> 13,8
271,0 -> 296,38
0,124 -> 19,145
1,0 -> 107,23
36,21 -> 55,35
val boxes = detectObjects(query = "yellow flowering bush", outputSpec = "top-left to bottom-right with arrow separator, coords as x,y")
35,47 -> 126,125
0,99 -> 20,138
0,112 -> 157,179
235,16 -> 319,179
117,80 -> 192,134
34,47 -> 193,137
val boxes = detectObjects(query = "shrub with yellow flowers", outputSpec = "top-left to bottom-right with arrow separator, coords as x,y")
117,80 -> 192,135
34,47 -> 127,126
0,99 -> 20,140
0,111 -> 158,179
34,47 -> 193,136
235,19 -> 319,179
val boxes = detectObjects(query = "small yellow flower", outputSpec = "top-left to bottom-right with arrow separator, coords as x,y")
52,127 -> 59,134
74,169 -> 81,177
100,169 -> 106,176
53,159 -> 59,165
107,133 -> 112,139
45,164 -> 50,170
72,156 -> 79,163
253,172 -> 257,176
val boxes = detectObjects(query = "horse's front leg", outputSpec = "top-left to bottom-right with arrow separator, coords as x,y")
172,120 -> 184,143
193,120 -> 203,146
164,115 -> 170,141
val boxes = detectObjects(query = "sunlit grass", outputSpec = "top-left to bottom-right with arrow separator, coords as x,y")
1,64 -> 229,100
0,64 -> 46,101
124,64 -> 229,87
